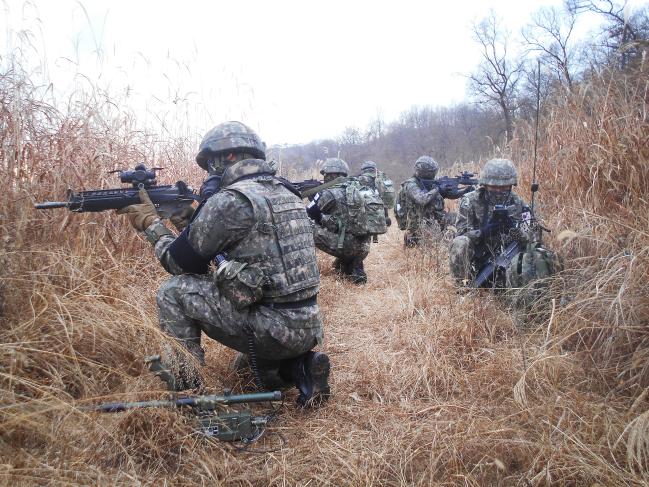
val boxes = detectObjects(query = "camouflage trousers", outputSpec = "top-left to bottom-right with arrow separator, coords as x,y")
157,274 -> 323,386
449,235 -> 476,280
313,226 -> 370,262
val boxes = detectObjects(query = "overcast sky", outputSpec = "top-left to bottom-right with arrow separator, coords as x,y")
1,0 -> 641,145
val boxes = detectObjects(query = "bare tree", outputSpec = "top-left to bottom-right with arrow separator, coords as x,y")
365,110 -> 385,143
468,11 -> 524,143
566,0 -> 649,69
523,6 -> 578,92
337,127 -> 361,146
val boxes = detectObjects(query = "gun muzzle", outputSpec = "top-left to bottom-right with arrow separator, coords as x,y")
34,202 -> 70,210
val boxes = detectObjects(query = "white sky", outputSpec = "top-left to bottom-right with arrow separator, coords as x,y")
1,0 -> 643,145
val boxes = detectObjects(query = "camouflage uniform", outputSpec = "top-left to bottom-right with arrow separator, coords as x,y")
358,161 -> 393,224
144,157 -> 323,389
400,177 -> 445,247
449,158 -> 531,282
310,183 -> 372,280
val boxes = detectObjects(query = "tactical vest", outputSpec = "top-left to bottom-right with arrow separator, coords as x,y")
226,177 -> 320,301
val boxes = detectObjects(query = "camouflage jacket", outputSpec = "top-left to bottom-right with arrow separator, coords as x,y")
456,187 -> 531,247
401,177 -> 445,231
144,159 -> 320,301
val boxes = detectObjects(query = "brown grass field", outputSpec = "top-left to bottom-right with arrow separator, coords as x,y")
1,64 -> 649,485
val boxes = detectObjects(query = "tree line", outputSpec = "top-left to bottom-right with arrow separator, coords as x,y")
270,0 -> 649,183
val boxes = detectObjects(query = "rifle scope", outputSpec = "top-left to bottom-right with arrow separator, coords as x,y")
116,164 -> 161,188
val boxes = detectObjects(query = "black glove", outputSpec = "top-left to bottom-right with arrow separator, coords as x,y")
199,174 -> 222,202
385,216 -> 392,227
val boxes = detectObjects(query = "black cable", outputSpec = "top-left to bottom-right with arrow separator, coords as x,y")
245,327 -> 265,391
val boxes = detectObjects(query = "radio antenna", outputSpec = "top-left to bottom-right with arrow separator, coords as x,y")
531,59 -> 541,213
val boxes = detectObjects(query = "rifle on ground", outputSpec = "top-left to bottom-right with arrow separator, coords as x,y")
35,164 -> 198,218
420,171 -> 478,200
85,390 -> 282,442
84,356 -> 283,443
291,176 -> 348,199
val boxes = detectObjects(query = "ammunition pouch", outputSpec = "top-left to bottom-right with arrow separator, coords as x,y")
214,260 -> 267,310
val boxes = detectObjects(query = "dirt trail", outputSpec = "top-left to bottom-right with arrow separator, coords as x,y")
229,225 -> 529,484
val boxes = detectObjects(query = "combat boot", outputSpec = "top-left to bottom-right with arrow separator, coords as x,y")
333,258 -> 353,276
285,351 -> 331,407
349,259 -> 367,285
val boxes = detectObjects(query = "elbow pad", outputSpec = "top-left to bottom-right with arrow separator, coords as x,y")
165,226 -> 212,274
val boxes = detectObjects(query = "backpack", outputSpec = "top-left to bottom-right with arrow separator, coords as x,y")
505,242 -> 563,311
375,171 -> 396,209
394,182 -> 408,230
341,180 -> 387,237
506,243 -> 562,288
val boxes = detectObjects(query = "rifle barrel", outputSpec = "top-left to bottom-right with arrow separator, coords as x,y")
179,391 -> 282,407
34,201 -> 70,210
86,390 -> 283,413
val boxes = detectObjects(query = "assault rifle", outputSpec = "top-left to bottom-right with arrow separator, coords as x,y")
291,176 -> 348,199
420,171 -> 478,200
84,356 -> 282,443
35,164 -> 198,218
472,204 -> 522,288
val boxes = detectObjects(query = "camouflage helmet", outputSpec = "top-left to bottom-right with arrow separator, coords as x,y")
195,121 -> 266,170
414,156 -> 439,179
361,160 -> 377,173
479,158 -> 518,186
320,157 -> 349,176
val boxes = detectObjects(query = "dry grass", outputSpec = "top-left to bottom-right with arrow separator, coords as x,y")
2,60 -> 649,486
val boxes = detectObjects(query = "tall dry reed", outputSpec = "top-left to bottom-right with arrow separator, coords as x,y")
2,59 -> 649,485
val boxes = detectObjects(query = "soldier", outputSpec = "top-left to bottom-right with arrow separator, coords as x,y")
117,121 -> 330,407
358,160 -> 394,230
395,156 -> 446,247
359,160 -> 396,213
449,158 -> 532,285
306,158 -> 386,285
